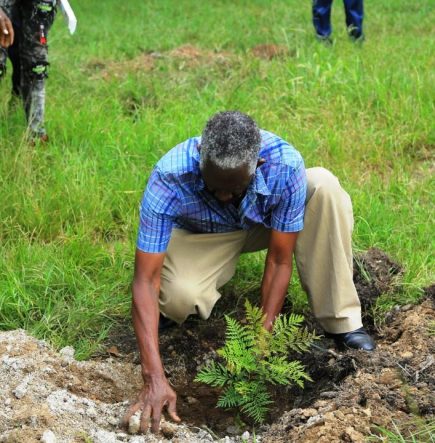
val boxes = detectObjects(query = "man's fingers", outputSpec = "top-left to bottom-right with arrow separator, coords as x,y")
6,24 -> 14,46
121,402 -> 142,426
140,404 -> 152,433
166,398 -> 181,422
0,18 -> 14,47
151,411 -> 162,434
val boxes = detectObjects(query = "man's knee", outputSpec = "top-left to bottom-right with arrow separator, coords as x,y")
27,61 -> 49,80
32,0 -> 57,27
160,278 -> 216,324
306,167 -> 346,202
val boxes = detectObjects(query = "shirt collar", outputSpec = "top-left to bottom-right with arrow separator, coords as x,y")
194,163 -> 271,196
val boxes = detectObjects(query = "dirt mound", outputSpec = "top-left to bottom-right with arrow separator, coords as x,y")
1,249 -> 433,442
0,330 -> 219,442
261,298 -> 434,442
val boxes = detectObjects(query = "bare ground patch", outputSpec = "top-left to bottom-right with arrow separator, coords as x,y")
0,249 -> 433,442
85,42 -> 298,81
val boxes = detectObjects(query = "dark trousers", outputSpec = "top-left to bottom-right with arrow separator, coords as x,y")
312,0 -> 364,38
0,0 -> 56,136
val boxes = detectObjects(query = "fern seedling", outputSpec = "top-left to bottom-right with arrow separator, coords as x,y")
195,300 -> 319,423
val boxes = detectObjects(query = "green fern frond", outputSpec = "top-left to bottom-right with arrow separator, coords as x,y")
283,327 -> 318,353
194,361 -> 231,387
239,383 -> 272,423
195,300 -> 317,424
217,385 -> 243,408
244,300 -> 265,335
273,313 -> 304,336
218,339 -> 256,374
263,356 -> 311,386
224,315 -> 254,347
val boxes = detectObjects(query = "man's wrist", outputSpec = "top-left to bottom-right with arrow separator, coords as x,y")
142,371 -> 166,385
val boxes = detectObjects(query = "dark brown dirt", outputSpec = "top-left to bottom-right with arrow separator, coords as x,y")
353,248 -> 403,330
261,298 -> 435,443
103,248 -> 434,440
1,249 -> 433,442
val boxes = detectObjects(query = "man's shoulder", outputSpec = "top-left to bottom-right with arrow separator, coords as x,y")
155,136 -> 201,177
259,130 -> 304,169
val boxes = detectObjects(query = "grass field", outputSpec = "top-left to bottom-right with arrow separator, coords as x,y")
0,0 -> 434,359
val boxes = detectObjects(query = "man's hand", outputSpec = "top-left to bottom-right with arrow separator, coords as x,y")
122,374 -> 180,433
0,8 -> 14,48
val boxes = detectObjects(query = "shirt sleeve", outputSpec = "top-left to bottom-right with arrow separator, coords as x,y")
271,161 -> 307,232
136,169 -> 179,253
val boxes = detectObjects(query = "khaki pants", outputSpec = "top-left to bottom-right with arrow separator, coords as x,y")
159,167 -> 362,334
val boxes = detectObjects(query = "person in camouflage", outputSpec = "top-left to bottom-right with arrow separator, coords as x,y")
0,0 -> 57,142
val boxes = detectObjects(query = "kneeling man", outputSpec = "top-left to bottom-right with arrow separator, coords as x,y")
125,111 -> 375,432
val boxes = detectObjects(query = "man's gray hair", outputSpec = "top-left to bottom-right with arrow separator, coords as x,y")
199,111 -> 261,174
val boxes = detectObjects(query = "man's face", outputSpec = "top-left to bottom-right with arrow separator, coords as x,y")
201,160 -> 253,205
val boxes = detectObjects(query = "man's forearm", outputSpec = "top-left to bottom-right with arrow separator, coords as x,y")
132,281 -> 165,379
260,260 -> 292,330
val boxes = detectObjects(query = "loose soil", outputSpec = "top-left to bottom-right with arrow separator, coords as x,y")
0,248 -> 433,442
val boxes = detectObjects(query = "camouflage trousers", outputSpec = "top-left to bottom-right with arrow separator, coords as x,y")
0,0 -> 56,136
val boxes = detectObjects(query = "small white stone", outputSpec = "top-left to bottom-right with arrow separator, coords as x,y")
92,429 -> 118,443
13,375 -> 32,399
241,430 -> 250,441
4,398 -> 11,406
107,416 -> 119,426
86,406 -> 97,417
226,425 -> 239,435
128,411 -> 141,434
41,430 -> 57,443
59,346 -> 75,361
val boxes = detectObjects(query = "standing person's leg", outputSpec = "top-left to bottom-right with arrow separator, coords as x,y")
159,229 -> 248,324
19,0 -> 56,139
312,0 -> 334,39
294,167 -> 363,334
0,0 -> 15,83
343,0 -> 364,39
7,18 -> 22,97
0,45 -> 6,79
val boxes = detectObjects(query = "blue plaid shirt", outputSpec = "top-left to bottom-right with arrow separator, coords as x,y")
137,130 -> 306,253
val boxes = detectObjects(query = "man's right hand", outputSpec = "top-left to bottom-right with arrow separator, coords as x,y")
122,374 -> 180,434
0,8 -> 14,48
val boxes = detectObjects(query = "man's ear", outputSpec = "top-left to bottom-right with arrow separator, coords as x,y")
256,158 -> 266,168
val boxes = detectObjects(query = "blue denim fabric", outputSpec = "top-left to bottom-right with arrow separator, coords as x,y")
312,0 -> 364,38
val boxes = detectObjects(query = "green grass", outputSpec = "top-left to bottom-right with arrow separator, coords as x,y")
369,418 -> 435,442
0,0 -> 434,358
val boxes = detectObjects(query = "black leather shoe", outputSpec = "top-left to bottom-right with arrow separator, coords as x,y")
326,327 -> 376,351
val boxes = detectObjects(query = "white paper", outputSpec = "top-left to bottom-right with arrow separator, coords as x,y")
58,0 -> 77,35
